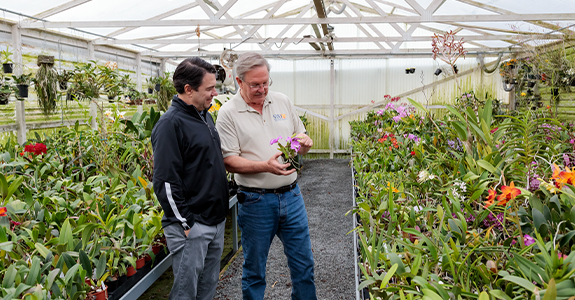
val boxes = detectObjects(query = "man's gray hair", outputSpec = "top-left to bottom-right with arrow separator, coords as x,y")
235,52 -> 270,80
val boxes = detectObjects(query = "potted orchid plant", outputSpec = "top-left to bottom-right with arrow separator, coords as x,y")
270,134 -> 301,171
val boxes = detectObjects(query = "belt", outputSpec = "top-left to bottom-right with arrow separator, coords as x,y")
238,180 -> 297,194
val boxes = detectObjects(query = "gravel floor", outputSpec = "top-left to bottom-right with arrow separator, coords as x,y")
214,159 -> 355,300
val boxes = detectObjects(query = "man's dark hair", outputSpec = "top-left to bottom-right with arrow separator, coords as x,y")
173,57 -> 216,94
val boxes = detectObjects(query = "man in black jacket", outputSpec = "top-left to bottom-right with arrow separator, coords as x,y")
152,57 -> 228,300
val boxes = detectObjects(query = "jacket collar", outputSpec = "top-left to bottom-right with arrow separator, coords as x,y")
171,95 -> 211,118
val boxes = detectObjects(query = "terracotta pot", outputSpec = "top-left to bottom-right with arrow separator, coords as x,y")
126,266 -> 137,277
152,244 -> 162,255
86,285 -> 107,300
136,257 -> 145,269
144,253 -> 152,262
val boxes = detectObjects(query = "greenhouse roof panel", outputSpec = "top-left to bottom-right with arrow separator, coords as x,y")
1,0 -> 574,59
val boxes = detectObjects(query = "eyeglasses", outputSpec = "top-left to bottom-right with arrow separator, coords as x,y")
246,78 -> 273,90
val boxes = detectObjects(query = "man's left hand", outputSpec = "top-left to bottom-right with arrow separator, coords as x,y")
296,133 -> 313,155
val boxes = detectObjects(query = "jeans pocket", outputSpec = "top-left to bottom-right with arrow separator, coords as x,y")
241,191 -> 262,205
289,185 -> 302,197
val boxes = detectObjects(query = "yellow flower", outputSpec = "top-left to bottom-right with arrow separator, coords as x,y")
387,182 -> 399,193
209,102 -> 221,113
520,92 -> 526,97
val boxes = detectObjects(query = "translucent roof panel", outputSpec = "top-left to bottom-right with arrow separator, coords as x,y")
1,0 -> 573,59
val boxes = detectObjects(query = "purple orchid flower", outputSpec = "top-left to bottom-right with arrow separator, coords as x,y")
270,135 -> 282,145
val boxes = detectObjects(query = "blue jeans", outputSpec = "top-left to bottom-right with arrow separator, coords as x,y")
238,184 -> 317,300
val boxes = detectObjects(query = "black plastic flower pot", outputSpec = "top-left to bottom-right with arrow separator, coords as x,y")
2,63 -> 13,73
16,84 -> 28,98
154,83 -> 161,92
59,81 -> 68,90
147,87 -> 153,94
551,87 -> 559,97
527,81 -> 536,88
0,93 -> 9,105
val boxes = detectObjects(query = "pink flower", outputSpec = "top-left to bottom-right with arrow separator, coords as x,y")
558,251 -> 568,259
570,139 -> 575,144
270,136 -> 282,145
524,234 -> 535,246
287,136 -> 301,152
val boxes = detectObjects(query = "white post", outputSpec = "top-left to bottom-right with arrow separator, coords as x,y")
87,42 -> 95,61
329,58 -> 335,159
12,24 -> 26,145
160,58 -> 167,75
136,53 -> 143,114
90,101 -> 98,130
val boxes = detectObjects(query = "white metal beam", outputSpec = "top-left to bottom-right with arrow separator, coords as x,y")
20,13 -> 575,28
214,0 -> 238,19
404,0 -> 425,15
264,3 -> 314,50
141,47 -> 508,57
92,33 -> 553,45
32,0 -> 92,20
105,3 -> 199,38
196,0 -> 216,20
339,0 -> 385,49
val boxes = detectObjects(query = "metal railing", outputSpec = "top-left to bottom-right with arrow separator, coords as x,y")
118,195 -> 239,300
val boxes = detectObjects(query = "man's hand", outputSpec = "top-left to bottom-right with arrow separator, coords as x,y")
185,229 -> 190,237
267,152 -> 297,175
296,133 -> 313,155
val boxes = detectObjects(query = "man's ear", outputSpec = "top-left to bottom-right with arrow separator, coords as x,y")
184,84 -> 194,96
235,77 -> 242,86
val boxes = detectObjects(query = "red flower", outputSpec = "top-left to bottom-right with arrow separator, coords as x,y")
0,207 -> 7,217
410,151 -> 415,156
22,143 -> 47,156
490,127 -> 498,134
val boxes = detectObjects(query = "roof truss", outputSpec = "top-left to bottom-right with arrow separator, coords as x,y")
7,0 -> 575,59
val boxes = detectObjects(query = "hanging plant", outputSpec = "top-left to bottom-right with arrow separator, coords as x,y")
34,55 -> 58,116
157,72 -> 175,112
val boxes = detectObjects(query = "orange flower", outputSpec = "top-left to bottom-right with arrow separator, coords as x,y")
497,181 -> 521,205
0,207 -> 6,217
484,189 -> 496,207
557,167 -> 575,187
552,164 -> 561,180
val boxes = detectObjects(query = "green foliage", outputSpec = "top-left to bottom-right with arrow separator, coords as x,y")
34,62 -> 58,116
350,96 -> 575,298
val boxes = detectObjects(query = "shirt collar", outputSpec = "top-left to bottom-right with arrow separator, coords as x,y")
235,91 -> 271,113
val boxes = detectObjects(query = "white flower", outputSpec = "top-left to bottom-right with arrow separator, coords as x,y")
104,110 -> 113,117
118,111 -> 126,119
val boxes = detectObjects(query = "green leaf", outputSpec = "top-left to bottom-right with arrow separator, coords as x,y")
34,243 -> 51,259
60,219 -> 75,252
478,291 -> 490,300
452,122 -> 468,141
532,208 -> 547,235
387,253 -> 406,274
501,275 -> 536,292
79,250 -> 92,278
489,289 -> 512,300
380,263 -> 398,289
476,160 -> 496,174
2,265 -> 17,288
25,256 -> 41,285
63,264 -> 81,285
422,288 -> 443,300
358,279 -> 376,290
542,278 -> 557,300
95,253 -> 107,281
46,269 -> 60,293
407,98 -> 428,114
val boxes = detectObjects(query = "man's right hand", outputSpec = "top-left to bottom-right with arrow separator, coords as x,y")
267,152 -> 297,175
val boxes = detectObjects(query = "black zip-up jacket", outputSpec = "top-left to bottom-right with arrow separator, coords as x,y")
152,95 -> 229,230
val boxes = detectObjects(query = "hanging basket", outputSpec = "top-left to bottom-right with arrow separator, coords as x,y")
37,55 -> 54,66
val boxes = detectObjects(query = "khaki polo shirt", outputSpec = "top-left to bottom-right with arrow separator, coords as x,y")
216,90 -> 306,189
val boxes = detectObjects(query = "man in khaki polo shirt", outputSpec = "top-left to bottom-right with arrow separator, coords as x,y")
216,52 -> 317,300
